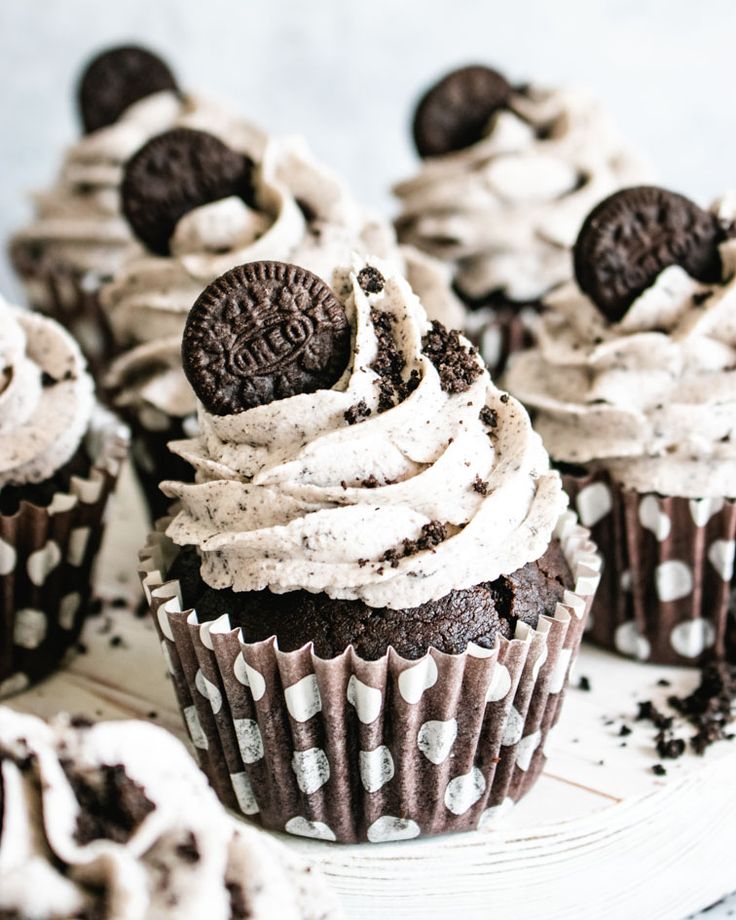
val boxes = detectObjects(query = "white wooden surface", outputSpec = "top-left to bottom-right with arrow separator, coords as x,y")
7,463 -> 736,920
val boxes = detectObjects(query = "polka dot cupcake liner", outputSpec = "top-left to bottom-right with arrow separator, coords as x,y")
463,303 -> 540,378
139,512 -> 600,844
0,406 -> 129,699
564,470 -> 736,666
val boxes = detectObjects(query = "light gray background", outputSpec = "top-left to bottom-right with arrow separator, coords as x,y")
2,0 -> 736,301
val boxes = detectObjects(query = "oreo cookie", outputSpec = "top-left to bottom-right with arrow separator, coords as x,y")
121,128 -> 254,255
412,65 -> 512,158
78,45 -> 179,134
574,186 -> 726,322
182,261 -> 351,415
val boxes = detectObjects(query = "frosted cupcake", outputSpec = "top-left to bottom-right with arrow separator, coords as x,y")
394,65 -> 650,374
0,708 -> 341,919
0,299 -> 128,697
506,186 -> 736,665
139,257 -> 600,843
103,126 -> 460,519
9,44 -> 261,375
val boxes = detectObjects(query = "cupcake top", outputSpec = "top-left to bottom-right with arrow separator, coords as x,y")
0,707 -> 340,920
103,127 -> 461,431
394,65 -> 649,304
162,258 -> 566,609
10,44 -> 264,291
0,300 -> 94,489
506,186 -> 736,499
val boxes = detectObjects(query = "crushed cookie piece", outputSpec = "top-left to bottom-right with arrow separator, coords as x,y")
381,521 -> 448,568
357,266 -> 386,294
370,309 -> 420,412
652,763 -> 667,776
344,399 -> 372,425
422,320 -> 482,394
472,476 -> 489,495
479,406 -> 498,429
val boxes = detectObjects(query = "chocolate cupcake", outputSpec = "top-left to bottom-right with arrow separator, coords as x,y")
139,257 -> 600,843
506,186 -> 736,666
0,707 -> 341,918
103,128 -> 461,520
8,44 -> 263,378
394,65 -> 651,375
0,301 -> 128,697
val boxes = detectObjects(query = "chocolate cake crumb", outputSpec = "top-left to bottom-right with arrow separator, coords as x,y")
381,521 -> 448,567
175,831 -> 201,864
479,406 -> 498,429
370,309 -> 420,412
619,725 -> 632,737
577,675 -> 592,692
656,732 -> 686,760
68,764 -> 155,845
362,474 -> 380,489
636,700 -> 673,731
668,661 -> 736,754
357,266 -> 386,294
344,399 -> 372,425
472,476 -> 489,495
652,764 -> 667,776
422,320 -> 482,394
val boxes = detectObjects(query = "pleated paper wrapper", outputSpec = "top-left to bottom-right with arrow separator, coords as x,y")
0,407 -> 129,698
564,470 -> 736,666
139,512 -> 600,844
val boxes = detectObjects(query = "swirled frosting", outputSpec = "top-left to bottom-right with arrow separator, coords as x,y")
104,136 -> 462,430
162,258 -> 566,608
0,708 -> 340,920
394,84 -> 650,303
505,197 -> 736,498
11,91 -> 265,300
0,300 -> 94,488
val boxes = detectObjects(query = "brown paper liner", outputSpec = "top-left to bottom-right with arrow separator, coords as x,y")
0,407 -> 129,698
139,513 -> 600,844
563,469 -> 736,666
462,302 -> 541,379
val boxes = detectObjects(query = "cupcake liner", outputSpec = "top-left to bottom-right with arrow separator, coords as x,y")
139,513 -> 600,844
563,470 -> 736,666
463,303 -> 541,379
0,406 -> 129,698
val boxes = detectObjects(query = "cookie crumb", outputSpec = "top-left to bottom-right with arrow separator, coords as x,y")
422,321 -> 482,394
472,476 -> 489,495
344,399 -> 372,425
357,266 -> 386,294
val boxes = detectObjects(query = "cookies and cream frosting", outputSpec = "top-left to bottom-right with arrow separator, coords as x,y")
0,707 -> 340,920
11,90 -> 265,297
103,136 -> 461,430
0,300 -> 94,489
505,197 -> 736,498
162,258 -> 566,608
394,84 -> 649,303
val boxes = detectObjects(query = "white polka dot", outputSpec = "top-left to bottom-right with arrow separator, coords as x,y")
0,673 -> 29,698
359,745 -> 395,793
655,560 -> 694,602
620,570 -> 632,592
27,541 -> 61,586
670,619 -> 716,659
285,674 -> 322,723
195,668 -> 222,714
417,719 -> 458,765
501,706 -> 525,746
233,653 -> 266,700
689,497 -> 724,528
58,592 -> 81,630
548,647 -> 573,694
233,718 -> 264,764
708,540 -> 735,582
614,621 -> 651,661
347,675 -> 383,724
478,797 -> 514,829
230,772 -> 259,815
291,748 -> 330,795
367,816 -> 421,844
639,496 -> 671,542
515,730 -> 542,771
285,817 -> 336,842
183,706 -> 208,750
444,767 -> 486,816
531,645 -> 548,681
14,609 -> 47,649
485,664 -> 512,702
68,527 -> 91,567
575,482 -> 613,528
0,539 -> 16,575
398,656 -> 438,704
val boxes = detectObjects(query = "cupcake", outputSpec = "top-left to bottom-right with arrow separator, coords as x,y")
102,126 -> 461,520
9,44 -> 262,377
506,185 -> 736,665
139,257 -> 600,843
0,299 -> 128,698
394,65 -> 650,374
0,707 -> 341,919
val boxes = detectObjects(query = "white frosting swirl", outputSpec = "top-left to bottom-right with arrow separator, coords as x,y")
11,91 -> 266,298
505,197 -> 736,498
0,300 -> 94,488
103,136 -> 462,428
394,84 -> 650,302
162,259 -> 566,608
0,708 -> 340,920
